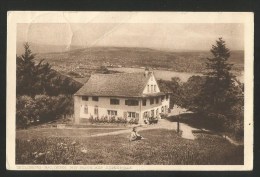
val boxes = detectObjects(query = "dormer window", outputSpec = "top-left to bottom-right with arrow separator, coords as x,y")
147,85 -> 149,92
154,85 -> 156,92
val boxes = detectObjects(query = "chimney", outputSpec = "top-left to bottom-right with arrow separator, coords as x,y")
144,67 -> 149,77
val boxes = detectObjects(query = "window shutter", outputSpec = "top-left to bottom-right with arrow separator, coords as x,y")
136,113 -> 139,118
124,112 -> 127,118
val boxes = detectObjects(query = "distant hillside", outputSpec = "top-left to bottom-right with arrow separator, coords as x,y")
16,42 -> 83,55
17,43 -> 244,77
30,46 -> 243,76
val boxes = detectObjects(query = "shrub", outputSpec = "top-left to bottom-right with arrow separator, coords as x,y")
128,118 -> 139,124
89,115 -> 94,123
16,94 -> 74,128
109,116 -> 116,123
117,117 -> 127,124
87,115 -> 129,125
16,95 -> 37,128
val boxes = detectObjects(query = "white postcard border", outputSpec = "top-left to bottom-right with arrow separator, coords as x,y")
6,11 -> 254,171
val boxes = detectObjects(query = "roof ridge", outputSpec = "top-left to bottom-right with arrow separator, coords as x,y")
75,71 -> 155,97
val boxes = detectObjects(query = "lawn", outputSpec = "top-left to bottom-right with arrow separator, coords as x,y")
16,127 -> 127,140
16,128 -> 243,165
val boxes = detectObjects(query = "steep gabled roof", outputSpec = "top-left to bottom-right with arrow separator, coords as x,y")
75,72 -> 155,97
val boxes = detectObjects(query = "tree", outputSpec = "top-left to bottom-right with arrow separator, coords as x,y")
16,43 -> 82,96
198,38 -> 237,115
157,77 -> 183,108
180,76 -> 205,111
16,43 -> 52,96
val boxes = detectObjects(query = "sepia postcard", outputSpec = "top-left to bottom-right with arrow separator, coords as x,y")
6,11 -> 254,171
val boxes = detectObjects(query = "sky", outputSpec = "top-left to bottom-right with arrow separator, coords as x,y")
17,22 -> 244,51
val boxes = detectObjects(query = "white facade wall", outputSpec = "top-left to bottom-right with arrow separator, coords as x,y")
76,95 -> 170,124
78,96 -> 142,122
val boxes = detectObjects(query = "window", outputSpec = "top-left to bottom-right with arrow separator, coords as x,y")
150,98 -> 154,105
147,85 -> 149,92
110,98 -> 120,105
156,97 -> 159,104
82,96 -> 88,101
128,112 -> 136,118
161,106 -> 164,113
108,110 -> 117,116
166,95 -> 169,100
156,108 -> 159,116
142,99 -> 146,106
154,85 -> 156,92
125,99 -> 139,106
94,106 -> 98,115
92,96 -> 99,101
84,105 -> 88,114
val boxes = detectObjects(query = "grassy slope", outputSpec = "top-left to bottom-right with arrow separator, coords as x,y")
16,128 -> 127,140
34,47 -> 244,74
16,129 -> 243,165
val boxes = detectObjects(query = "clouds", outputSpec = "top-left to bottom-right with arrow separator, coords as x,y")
17,22 -> 244,51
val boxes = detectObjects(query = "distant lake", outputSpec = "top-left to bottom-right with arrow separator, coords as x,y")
109,67 -> 244,83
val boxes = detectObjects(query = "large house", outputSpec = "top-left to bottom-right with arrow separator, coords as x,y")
74,69 -> 170,124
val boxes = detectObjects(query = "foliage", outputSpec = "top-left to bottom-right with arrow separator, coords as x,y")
158,38 -> 244,138
88,116 -> 137,124
16,95 -> 37,128
195,38 -> 244,135
158,76 -> 205,110
44,73 -> 82,96
16,43 -> 52,96
180,76 -> 205,111
158,77 -> 183,108
16,43 -> 82,97
16,94 -> 73,127
198,38 -> 237,115
16,43 -> 82,128
184,38 -> 243,137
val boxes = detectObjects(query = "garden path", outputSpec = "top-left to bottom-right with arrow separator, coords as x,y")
89,119 -> 197,140
88,105 -> 197,139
